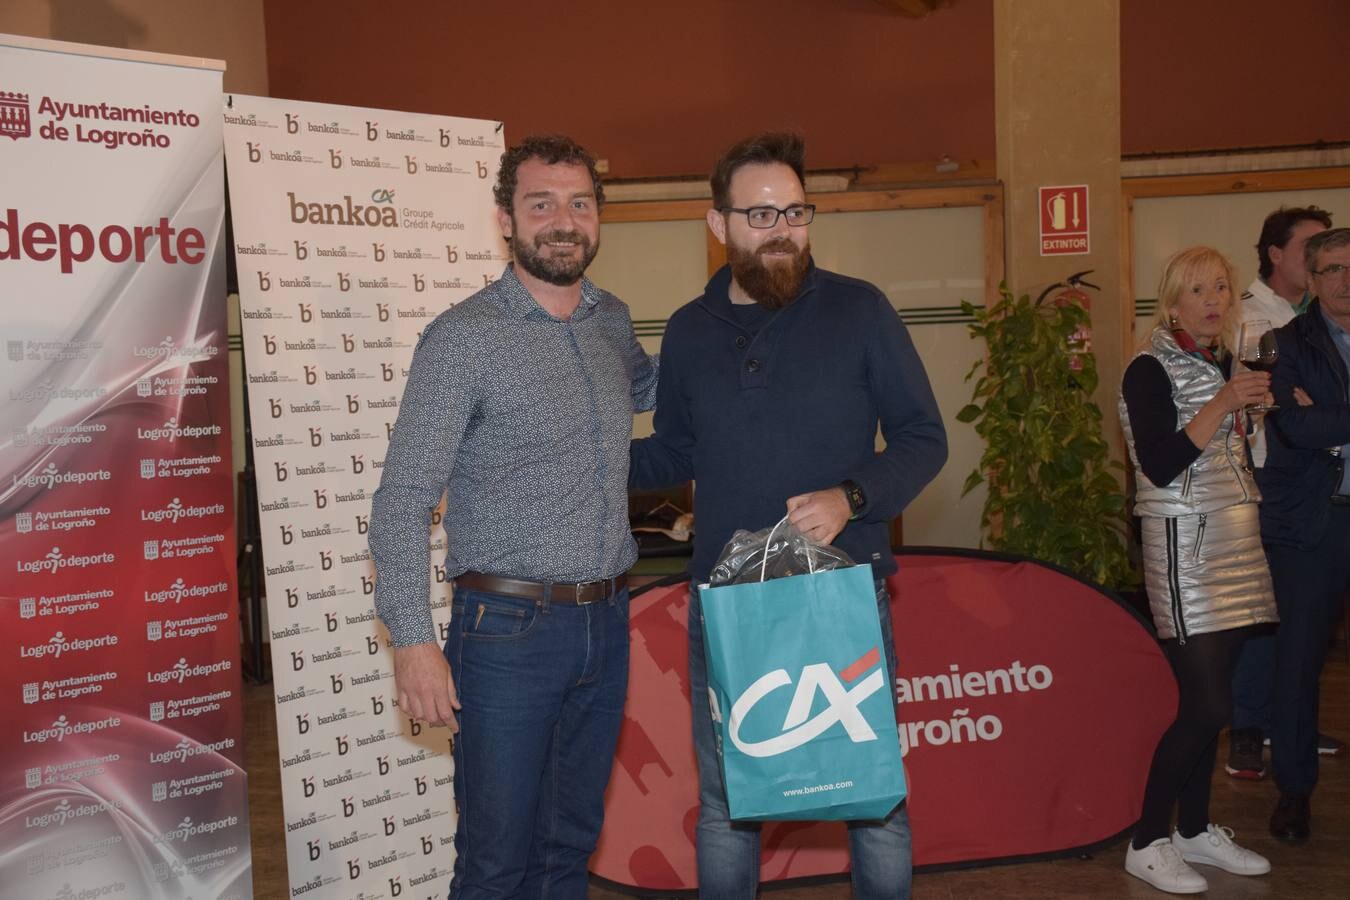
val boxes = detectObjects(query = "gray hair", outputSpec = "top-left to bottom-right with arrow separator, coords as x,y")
1305,227 -> 1350,273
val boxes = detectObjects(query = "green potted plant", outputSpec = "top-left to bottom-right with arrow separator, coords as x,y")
957,276 -> 1136,590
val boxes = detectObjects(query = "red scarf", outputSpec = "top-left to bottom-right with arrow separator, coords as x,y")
1172,329 -> 1244,436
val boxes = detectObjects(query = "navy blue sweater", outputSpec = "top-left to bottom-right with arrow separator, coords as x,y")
630,263 -> 948,583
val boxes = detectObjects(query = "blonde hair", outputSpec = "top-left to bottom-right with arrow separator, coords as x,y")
1152,246 -> 1240,354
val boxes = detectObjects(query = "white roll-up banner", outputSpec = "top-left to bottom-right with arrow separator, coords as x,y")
223,93 -> 505,898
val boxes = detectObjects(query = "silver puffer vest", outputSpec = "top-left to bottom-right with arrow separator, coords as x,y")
1120,327 -> 1258,516
1119,327 -> 1276,640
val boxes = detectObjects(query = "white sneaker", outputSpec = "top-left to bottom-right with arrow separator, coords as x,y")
1172,823 -> 1271,876
1125,838 -> 1208,894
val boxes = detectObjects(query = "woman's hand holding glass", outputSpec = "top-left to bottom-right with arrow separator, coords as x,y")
1216,368 -> 1272,413
1237,320 -> 1280,411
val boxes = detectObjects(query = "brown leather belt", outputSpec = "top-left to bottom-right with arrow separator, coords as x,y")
454,571 -> 627,605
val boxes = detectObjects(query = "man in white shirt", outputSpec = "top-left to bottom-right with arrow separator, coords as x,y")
1243,206 -> 1331,332
1228,205 -> 1338,782
1242,207 -> 1332,470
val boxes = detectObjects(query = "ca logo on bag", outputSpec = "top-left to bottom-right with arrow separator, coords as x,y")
719,647 -> 885,758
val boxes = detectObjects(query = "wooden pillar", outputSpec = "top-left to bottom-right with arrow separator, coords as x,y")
994,0 -> 1124,453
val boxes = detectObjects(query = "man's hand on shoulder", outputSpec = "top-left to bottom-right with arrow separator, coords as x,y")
786,487 -> 851,547
393,641 -> 460,732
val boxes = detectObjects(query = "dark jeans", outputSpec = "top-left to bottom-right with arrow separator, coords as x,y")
1230,628 -> 1275,733
687,579 -> 912,900
1268,504 -> 1350,796
444,586 -> 630,900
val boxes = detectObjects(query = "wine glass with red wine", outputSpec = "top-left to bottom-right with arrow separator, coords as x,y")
1237,319 -> 1279,411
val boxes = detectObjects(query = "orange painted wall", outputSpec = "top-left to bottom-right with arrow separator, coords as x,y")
261,0 -> 1350,178
262,0 -> 996,179
1121,0 -> 1350,156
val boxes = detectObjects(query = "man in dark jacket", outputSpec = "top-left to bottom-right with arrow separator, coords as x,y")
1259,226 -> 1350,842
630,132 -> 947,899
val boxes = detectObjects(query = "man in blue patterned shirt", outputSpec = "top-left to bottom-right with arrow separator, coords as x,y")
370,134 -> 657,899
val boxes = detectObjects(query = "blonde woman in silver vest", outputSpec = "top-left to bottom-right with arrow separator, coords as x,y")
1118,246 -> 1279,894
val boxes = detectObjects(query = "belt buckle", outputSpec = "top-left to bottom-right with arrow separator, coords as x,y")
573,578 -> 605,605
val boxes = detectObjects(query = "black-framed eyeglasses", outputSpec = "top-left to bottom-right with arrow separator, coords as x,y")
719,204 -> 816,229
1312,262 -> 1350,278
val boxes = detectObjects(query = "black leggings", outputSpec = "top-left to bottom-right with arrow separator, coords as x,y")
1133,626 -> 1255,848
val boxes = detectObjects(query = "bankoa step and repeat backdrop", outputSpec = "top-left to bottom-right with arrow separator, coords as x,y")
223,93 -> 505,899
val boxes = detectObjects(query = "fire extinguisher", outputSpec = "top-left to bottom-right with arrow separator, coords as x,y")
1046,191 -> 1068,230
1037,269 -> 1099,373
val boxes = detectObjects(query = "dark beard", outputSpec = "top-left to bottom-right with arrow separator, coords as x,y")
726,237 -> 810,309
510,226 -> 599,287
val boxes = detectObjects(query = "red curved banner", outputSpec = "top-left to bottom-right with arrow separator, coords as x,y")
592,550 -> 1176,892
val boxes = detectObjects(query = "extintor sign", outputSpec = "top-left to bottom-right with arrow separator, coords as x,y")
1039,184 -> 1089,256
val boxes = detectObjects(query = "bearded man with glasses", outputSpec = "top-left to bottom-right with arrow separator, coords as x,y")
630,132 -> 947,898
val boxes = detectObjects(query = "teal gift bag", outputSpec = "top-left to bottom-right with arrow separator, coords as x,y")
700,558 -> 907,821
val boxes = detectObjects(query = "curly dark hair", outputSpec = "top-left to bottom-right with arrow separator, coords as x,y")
710,132 -> 806,210
493,134 -> 605,212
1256,205 -> 1332,279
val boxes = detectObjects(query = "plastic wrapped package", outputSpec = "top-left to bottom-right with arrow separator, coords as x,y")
707,515 -> 854,586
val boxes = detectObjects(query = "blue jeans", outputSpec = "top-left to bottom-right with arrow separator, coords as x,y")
444,586 -> 630,899
687,579 -> 912,900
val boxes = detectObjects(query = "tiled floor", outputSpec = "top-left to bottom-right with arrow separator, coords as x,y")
246,654 -> 1350,899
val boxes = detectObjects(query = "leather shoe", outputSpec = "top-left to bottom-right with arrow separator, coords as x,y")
1270,793 -> 1310,843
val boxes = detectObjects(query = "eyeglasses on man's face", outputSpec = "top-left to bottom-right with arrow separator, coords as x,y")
1312,262 -> 1350,279
720,204 -> 816,229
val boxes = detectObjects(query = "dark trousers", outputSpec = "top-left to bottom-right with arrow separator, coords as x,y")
1229,628 -> 1275,733
1267,504 -> 1350,796
445,586 -> 630,900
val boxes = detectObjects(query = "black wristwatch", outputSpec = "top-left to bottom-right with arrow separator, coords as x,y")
841,479 -> 866,520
